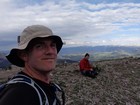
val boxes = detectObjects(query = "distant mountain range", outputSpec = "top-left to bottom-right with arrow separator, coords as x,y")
59,46 -> 140,55
0,53 -> 11,69
0,45 -> 140,68
58,45 -> 140,61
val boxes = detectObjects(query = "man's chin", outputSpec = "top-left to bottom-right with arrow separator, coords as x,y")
45,67 -> 55,72
39,69 -> 53,74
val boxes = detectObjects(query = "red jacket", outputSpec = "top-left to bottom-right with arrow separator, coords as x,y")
79,58 -> 92,71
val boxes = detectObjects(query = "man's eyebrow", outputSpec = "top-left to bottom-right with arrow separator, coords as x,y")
35,41 -> 44,44
51,39 -> 57,43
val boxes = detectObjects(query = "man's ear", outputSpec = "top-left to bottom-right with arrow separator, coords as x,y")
17,50 -> 28,62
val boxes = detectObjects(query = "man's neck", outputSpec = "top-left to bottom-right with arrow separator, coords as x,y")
23,66 -> 51,84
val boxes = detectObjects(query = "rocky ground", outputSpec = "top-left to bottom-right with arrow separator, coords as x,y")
0,57 -> 140,105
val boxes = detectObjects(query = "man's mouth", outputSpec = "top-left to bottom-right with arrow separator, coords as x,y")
42,58 -> 55,61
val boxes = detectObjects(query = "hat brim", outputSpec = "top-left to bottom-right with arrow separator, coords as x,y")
6,35 -> 63,67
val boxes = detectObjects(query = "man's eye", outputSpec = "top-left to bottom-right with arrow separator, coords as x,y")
51,43 -> 56,48
35,44 -> 44,48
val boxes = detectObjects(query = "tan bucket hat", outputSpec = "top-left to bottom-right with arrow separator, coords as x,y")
6,25 -> 63,67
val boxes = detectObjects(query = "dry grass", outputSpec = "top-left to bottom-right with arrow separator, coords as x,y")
0,57 -> 140,105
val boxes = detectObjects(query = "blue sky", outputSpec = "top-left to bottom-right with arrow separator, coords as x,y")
0,0 -> 140,51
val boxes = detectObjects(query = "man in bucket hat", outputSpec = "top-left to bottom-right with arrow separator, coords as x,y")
0,25 -> 65,105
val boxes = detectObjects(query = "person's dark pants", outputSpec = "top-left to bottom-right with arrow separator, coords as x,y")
80,70 -> 98,78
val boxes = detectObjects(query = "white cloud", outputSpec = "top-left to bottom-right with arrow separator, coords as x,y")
0,0 -> 140,50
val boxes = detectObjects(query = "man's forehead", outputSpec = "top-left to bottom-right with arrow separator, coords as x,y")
27,37 -> 56,48
25,37 -> 56,50
32,37 -> 55,43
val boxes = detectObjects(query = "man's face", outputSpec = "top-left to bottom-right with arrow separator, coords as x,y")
85,55 -> 89,60
25,38 -> 57,72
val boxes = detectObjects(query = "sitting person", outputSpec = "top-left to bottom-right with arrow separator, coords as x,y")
79,53 -> 99,78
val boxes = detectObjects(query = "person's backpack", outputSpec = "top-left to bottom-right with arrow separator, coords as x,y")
0,74 -> 65,105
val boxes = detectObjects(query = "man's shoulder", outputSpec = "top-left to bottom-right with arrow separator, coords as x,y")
0,74 -> 40,105
3,81 -> 37,95
80,58 -> 87,62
